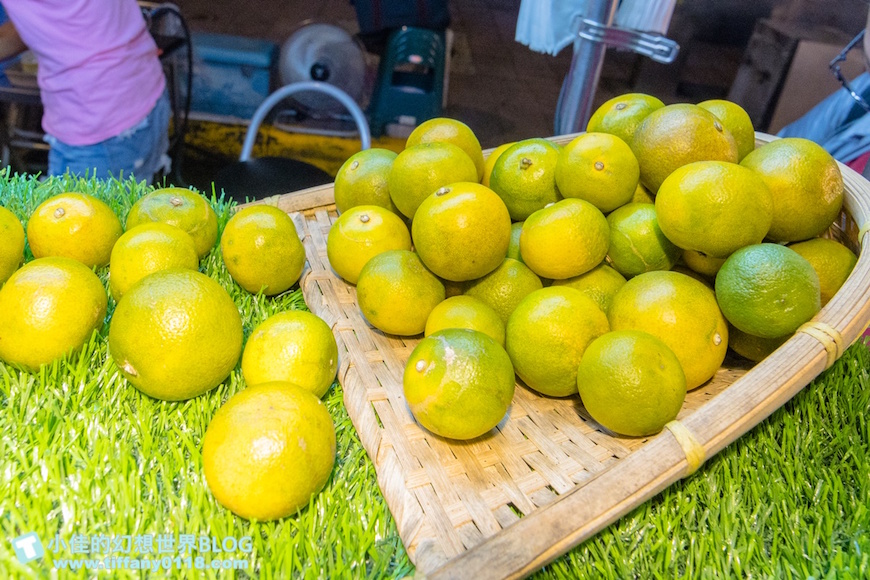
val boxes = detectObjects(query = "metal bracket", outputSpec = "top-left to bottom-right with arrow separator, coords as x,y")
577,18 -> 679,64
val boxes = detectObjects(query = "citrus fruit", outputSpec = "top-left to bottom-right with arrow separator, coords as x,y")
682,249 -> 726,278
0,206 -> 25,284
356,250 -> 445,335
404,328 -> 515,440
555,132 -> 639,213
608,270 -> 728,389
326,205 -> 411,284
576,330 -> 686,437
506,221 -> 524,263
412,182 -> 511,281
241,310 -> 338,398
655,161 -> 773,258
586,93 -> 665,148
606,203 -> 681,277
519,198 -> 609,279
728,325 -> 790,363
698,99 -> 756,161
406,117 -> 485,181
505,286 -> 610,397
327,205 -> 411,284
109,223 -> 199,300
220,205 -> 305,295
108,269 -> 243,401
489,138 -> 562,220
202,381 -> 336,520
788,237 -> 857,306
126,187 -> 219,258
632,183 -> 655,205
632,103 -> 738,193
388,142 -> 478,219
425,295 -> 506,346
715,243 -> 821,338
482,142 -> 515,187
334,148 -> 400,215
27,192 -> 122,268
740,138 -> 844,242
551,263 -> 626,314
464,258 -> 543,323
0,257 -> 107,371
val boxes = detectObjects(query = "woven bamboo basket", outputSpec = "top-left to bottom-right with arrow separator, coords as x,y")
240,132 -> 870,579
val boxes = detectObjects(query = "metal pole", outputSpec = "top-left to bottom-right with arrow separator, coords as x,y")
554,0 -> 619,135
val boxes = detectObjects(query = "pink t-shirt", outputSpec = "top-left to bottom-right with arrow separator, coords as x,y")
4,0 -> 166,146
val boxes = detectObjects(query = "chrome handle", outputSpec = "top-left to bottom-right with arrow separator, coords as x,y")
576,18 -> 679,64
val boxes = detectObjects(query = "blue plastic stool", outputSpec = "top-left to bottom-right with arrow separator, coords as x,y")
368,27 -> 446,137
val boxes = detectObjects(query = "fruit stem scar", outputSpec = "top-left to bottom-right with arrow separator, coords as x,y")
435,187 -> 451,196
594,161 -> 605,171
359,214 -> 370,223
615,102 -> 627,110
54,207 -> 65,218
714,121 -> 723,132
350,160 -> 360,170
521,158 -> 533,169
415,359 -> 426,372
713,333 -> 722,346
170,196 -> 183,207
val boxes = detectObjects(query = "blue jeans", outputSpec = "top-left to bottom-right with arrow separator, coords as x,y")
46,90 -> 171,184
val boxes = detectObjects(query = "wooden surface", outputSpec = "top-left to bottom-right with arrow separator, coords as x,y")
243,133 -> 870,579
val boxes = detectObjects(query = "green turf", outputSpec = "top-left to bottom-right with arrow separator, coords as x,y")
0,171 -> 868,578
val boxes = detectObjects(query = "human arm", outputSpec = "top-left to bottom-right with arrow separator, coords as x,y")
0,20 -> 27,62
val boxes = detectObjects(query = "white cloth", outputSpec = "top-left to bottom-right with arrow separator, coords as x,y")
515,0 -> 677,56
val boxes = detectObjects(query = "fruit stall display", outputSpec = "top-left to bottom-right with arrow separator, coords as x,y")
1,95 -> 869,578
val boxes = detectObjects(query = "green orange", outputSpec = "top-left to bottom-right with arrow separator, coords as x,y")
27,192 -> 123,268
404,328 -> 515,440
356,250 -> 445,336
655,161 -> 773,258
632,103 -> 738,193
126,187 -> 219,258
326,205 -> 411,284
0,206 -> 25,284
489,138 -> 562,220
108,269 -> 243,400
388,142 -> 478,219
555,132 -> 639,213
606,203 -> 681,277
221,205 -> 306,295
424,295 -> 506,346
412,182 -> 511,281
334,148 -> 400,215
577,330 -> 686,436
464,258 -> 543,323
202,381 -> 336,520
0,257 -> 107,371
788,237 -> 857,306
505,286 -> 610,397
241,310 -> 339,398
586,93 -> 665,147
715,243 -> 821,339
740,138 -> 844,242
520,198 -> 609,280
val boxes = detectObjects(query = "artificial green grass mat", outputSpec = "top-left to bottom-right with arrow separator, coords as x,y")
1,172 -> 868,578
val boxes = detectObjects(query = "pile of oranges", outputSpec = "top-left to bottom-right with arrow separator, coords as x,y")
327,95 -> 856,440
0,187 -> 338,522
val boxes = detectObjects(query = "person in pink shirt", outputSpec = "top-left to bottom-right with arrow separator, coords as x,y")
0,0 -> 169,184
